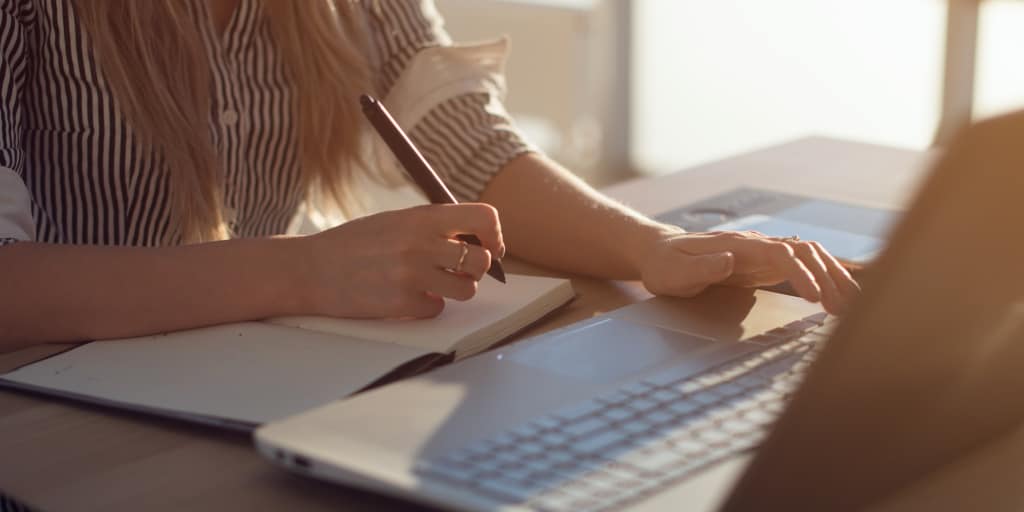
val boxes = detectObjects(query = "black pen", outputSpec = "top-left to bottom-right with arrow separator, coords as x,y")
359,94 -> 507,284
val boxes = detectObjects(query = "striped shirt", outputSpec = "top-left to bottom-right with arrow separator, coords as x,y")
0,0 -> 533,247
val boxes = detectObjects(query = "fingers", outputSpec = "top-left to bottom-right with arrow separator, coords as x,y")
396,293 -> 446,319
419,203 -> 504,256
809,240 -> 861,297
438,238 -> 491,281
417,268 -> 479,302
789,241 -> 842,313
759,241 -> 820,304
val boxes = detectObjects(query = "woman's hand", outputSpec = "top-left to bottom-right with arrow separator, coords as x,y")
297,203 -> 503,319
638,229 -> 860,315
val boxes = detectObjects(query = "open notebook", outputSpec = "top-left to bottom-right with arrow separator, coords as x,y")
0,274 -> 574,430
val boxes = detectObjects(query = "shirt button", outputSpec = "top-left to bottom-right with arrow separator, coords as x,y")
220,109 -> 239,126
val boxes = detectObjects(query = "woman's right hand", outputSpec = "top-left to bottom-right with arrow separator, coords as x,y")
295,203 -> 503,319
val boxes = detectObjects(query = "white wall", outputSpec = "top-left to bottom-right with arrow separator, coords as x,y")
631,0 -> 947,174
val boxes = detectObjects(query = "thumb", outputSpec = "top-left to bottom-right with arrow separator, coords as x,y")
695,251 -> 734,281
660,251 -> 735,298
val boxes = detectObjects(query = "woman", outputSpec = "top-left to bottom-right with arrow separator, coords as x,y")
0,0 -> 857,351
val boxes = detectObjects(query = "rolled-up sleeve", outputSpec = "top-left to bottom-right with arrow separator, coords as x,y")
362,1 -> 537,201
0,0 -> 33,246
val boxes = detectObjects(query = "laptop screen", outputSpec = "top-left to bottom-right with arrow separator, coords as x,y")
721,113 -> 1024,511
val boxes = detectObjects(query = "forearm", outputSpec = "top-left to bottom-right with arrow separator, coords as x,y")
0,238 -> 307,350
480,153 -> 678,280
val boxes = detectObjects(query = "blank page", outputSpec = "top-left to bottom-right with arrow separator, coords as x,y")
270,274 -> 574,354
0,323 -> 429,426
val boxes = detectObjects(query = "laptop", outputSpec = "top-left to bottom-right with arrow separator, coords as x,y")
255,111 -> 1024,511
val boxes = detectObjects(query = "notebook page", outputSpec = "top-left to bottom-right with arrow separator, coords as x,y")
270,274 -> 573,354
0,323 -> 429,425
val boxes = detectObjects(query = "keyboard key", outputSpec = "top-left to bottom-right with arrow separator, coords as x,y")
571,429 -> 629,454
713,382 -> 746,399
720,418 -> 754,435
564,417 -> 608,437
619,447 -> 688,473
744,408 -> 776,426
800,332 -> 830,344
669,438 -> 709,456
545,450 -> 576,465
629,398 -> 660,412
556,400 -> 604,421
676,380 -> 703,394
694,428 -> 732,446
597,390 -> 631,405
493,451 -> 523,466
650,389 -> 683,403
736,374 -> 768,390
602,406 -> 635,422
620,419 -> 654,436
521,459 -> 558,477
696,374 -> 723,388
584,459 -> 647,482
490,432 -> 519,447
540,431 -> 571,446
474,458 -> 505,474
444,449 -> 478,466
499,465 -> 534,482
621,381 -> 654,396
693,392 -> 724,406
511,422 -> 541,438
643,370 -> 685,388
667,400 -> 700,416
531,415 -> 562,430
519,442 -> 546,455
727,396 -> 761,415
771,379 -> 799,395
646,410 -> 676,425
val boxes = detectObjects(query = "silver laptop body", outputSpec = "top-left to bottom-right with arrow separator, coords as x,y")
257,112 -> 1024,511
257,288 -> 823,512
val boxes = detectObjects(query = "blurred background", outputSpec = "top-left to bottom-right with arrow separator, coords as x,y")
436,0 -> 1024,185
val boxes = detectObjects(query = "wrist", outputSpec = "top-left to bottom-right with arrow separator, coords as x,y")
623,221 -> 685,280
264,235 -> 318,317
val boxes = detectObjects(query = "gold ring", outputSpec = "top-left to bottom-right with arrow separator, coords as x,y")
454,241 -> 469,273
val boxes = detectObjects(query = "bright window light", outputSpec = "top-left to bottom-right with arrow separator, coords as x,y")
631,0 -> 945,174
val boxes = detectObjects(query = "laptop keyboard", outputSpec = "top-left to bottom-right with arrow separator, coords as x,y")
415,313 -> 836,512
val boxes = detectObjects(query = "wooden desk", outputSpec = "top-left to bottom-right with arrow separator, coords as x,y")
0,137 -> 934,511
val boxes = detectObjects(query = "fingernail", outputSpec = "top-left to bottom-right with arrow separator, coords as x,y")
714,252 -> 733,273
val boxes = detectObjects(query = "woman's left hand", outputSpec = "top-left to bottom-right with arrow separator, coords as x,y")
637,229 -> 860,315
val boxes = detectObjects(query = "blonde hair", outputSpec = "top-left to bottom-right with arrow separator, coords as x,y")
74,0 -> 374,243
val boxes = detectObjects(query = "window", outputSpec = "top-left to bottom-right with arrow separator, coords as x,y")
632,1 -> 948,174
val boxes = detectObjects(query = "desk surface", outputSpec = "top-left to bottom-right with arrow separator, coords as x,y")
0,137 -> 941,511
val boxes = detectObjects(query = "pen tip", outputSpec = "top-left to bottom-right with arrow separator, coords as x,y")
359,94 -> 376,109
489,261 -> 507,284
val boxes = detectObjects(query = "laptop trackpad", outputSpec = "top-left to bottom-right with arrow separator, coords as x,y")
509,318 -> 727,383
